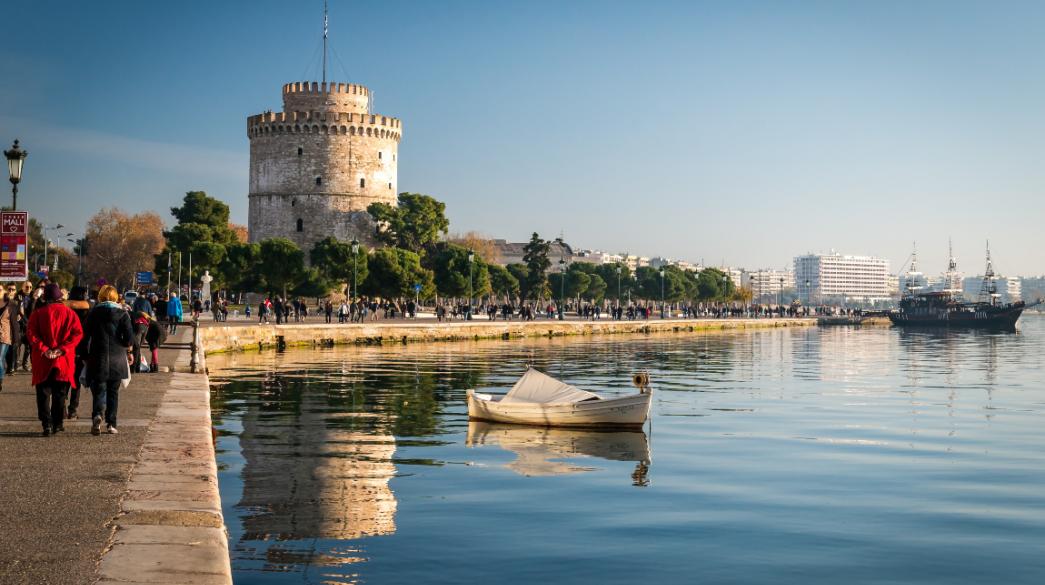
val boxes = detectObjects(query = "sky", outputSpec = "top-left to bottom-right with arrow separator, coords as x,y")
3,0 -> 1044,276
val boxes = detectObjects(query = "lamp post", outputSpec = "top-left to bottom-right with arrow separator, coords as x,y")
67,235 -> 84,287
558,257 -> 566,320
778,276 -> 784,309
4,140 -> 27,210
467,249 -> 475,320
751,273 -> 759,307
351,239 -> 359,302
42,224 -> 63,278
805,278 -> 811,307
616,265 -> 622,310
659,267 -> 665,319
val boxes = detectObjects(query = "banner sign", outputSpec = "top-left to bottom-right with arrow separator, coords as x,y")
0,211 -> 28,282
136,271 -> 154,285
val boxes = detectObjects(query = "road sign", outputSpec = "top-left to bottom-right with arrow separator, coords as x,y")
136,271 -> 154,285
414,283 -> 422,292
0,211 -> 28,282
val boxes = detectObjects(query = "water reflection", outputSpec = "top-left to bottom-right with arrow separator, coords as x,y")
466,421 -> 651,486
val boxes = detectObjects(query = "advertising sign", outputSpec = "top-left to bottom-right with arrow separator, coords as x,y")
0,211 -> 28,282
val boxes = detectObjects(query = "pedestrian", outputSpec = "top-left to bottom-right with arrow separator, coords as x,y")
83,285 -> 134,435
0,284 -> 21,392
131,290 -> 154,371
26,284 -> 83,437
64,286 -> 92,419
144,314 -> 166,373
167,292 -> 183,334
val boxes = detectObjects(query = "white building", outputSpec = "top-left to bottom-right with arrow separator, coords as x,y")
962,276 -> 1022,304
573,249 -> 622,265
794,252 -> 891,304
743,268 -> 795,302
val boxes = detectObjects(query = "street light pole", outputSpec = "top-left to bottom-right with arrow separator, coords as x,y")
616,265 -> 622,310
42,224 -> 63,278
659,267 -> 665,319
558,257 -> 566,320
351,239 -> 359,302
4,140 -> 27,210
467,249 -> 475,320
779,276 -> 784,308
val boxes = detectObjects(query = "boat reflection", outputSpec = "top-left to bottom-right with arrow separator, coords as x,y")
466,421 -> 651,486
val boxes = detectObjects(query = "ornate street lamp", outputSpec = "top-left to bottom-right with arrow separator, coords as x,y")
778,276 -> 784,308
805,278 -> 811,307
4,140 -> 27,210
467,249 -> 475,320
616,264 -> 622,310
659,267 -> 666,319
351,239 -> 359,301
558,257 -> 566,320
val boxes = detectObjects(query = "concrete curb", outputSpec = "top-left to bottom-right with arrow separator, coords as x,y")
97,346 -> 230,584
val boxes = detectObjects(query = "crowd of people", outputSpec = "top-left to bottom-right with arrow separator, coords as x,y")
0,281 -> 175,438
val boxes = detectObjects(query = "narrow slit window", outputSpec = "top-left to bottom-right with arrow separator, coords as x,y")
315,177 -> 322,186
296,218 -> 303,232
297,147 -> 303,156
360,178 -> 366,188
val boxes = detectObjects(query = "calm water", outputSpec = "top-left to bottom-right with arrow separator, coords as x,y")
208,316 -> 1045,585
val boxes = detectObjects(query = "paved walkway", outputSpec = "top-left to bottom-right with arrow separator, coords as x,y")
0,329 -> 230,585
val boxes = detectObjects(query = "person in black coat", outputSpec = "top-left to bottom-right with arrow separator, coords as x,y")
82,285 -> 134,435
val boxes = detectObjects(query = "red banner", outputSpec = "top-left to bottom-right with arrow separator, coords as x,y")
0,211 -> 28,282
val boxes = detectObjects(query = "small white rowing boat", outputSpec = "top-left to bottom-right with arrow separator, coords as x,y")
466,368 -> 652,429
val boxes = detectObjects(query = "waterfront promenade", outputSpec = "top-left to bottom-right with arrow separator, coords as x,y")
0,330 -> 231,585
198,314 -> 816,353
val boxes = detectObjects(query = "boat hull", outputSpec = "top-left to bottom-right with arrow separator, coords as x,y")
887,305 -> 1024,330
466,390 -> 652,429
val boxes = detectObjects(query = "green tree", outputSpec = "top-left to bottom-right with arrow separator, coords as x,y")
170,191 -> 237,245
549,269 -> 590,299
363,247 -> 435,299
488,263 -> 520,300
521,233 -> 551,301
583,273 -> 607,301
220,242 -> 262,292
367,193 -> 449,255
595,263 -> 634,302
310,237 -> 369,296
432,243 -> 490,299
696,268 -> 734,301
506,264 -> 530,300
257,238 -> 305,298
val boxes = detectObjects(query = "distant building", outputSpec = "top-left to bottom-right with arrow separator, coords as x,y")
743,268 -> 795,302
962,275 -> 1022,304
492,239 -> 573,268
621,254 -> 650,271
794,252 -> 891,303
573,249 -> 622,265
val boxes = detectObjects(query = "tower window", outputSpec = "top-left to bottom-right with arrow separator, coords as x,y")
296,218 -> 303,232
388,182 -> 392,189
315,176 -> 322,186
392,154 -> 396,162
291,199 -> 297,207
360,178 -> 366,188
378,151 -> 383,159
297,147 -> 303,156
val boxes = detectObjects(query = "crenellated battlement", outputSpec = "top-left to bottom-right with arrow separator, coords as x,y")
247,110 -> 402,141
282,81 -> 370,97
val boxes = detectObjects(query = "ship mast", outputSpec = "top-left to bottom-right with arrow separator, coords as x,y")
979,241 -> 998,306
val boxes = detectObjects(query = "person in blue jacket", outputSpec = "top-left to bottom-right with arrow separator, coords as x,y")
166,292 -> 184,334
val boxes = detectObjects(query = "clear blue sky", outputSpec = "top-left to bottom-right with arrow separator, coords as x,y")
3,0 -> 1044,276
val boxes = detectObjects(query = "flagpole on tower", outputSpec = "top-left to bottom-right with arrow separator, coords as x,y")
322,0 -> 328,86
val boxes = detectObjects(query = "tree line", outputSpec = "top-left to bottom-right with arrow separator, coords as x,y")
67,190 -> 741,304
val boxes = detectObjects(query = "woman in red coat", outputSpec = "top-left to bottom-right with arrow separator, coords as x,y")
27,284 -> 83,436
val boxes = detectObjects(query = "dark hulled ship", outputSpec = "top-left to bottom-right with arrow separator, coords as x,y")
888,245 -> 1028,330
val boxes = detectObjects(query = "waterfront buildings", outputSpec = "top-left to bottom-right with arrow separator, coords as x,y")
794,252 -> 891,304
743,269 -> 795,302
492,239 -> 573,267
963,276 -> 1022,304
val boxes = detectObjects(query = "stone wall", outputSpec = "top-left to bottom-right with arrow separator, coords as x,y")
199,318 -> 816,355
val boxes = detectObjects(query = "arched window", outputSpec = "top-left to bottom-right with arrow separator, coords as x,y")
297,147 -> 303,156
315,176 -> 322,186
296,218 -> 303,232
360,178 -> 366,188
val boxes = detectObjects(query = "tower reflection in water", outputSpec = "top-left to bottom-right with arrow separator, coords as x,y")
230,370 -> 397,577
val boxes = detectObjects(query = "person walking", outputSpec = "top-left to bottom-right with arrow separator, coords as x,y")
167,292 -> 183,334
26,284 -> 83,436
0,284 -> 22,392
83,285 -> 134,435
131,291 -> 154,371
64,286 -> 92,419
144,314 -> 167,373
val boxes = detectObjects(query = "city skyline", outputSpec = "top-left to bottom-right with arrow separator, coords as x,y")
3,0 -> 1045,275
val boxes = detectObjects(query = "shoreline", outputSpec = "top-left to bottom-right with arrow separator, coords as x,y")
198,317 -> 817,355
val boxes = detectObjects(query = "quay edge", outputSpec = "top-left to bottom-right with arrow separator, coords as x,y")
198,318 -> 817,355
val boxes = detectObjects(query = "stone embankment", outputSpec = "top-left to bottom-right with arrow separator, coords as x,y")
199,317 -> 815,354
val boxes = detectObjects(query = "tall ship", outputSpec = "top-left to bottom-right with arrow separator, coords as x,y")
888,244 -> 1029,330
